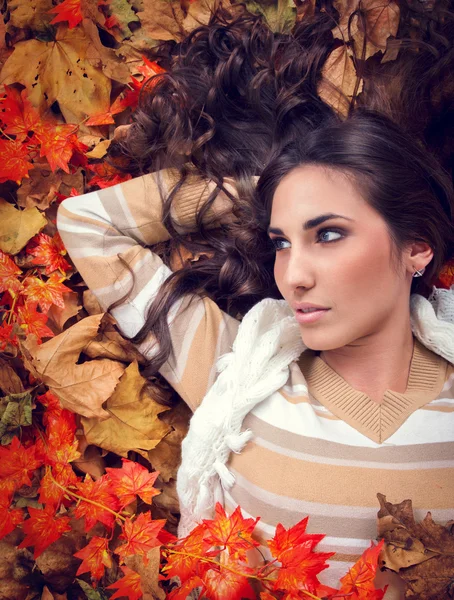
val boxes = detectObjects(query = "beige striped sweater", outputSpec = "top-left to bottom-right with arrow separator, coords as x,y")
57,170 -> 454,598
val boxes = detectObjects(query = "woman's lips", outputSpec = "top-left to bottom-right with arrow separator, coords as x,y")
295,308 -> 330,324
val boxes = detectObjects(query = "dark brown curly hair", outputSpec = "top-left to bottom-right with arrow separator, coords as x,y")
109,0 -> 454,379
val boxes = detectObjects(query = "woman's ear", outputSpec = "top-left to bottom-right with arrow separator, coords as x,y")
404,241 -> 434,275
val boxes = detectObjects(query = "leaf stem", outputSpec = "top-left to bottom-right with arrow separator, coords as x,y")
46,466 -> 126,522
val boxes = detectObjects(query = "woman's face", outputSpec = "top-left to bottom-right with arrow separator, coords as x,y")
268,165 -> 412,351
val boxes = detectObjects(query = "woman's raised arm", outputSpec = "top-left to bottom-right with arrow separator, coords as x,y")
56,169 -> 239,411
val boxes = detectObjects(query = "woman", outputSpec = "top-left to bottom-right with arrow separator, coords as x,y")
57,9 -> 454,598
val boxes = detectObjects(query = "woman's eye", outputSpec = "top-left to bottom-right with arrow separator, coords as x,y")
271,238 -> 291,251
317,228 -> 344,243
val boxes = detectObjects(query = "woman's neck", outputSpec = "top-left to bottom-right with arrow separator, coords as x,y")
319,314 -> 415,404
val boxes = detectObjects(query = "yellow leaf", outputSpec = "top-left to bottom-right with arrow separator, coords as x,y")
0,198 -> 46,255
81,361 -> 172,458
20,314 -> 124,419
1,24 -> 111,123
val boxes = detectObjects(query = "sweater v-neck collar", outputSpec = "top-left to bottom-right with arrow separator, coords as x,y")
298,339 -> 447,444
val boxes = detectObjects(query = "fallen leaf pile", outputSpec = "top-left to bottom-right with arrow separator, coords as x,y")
377,493 -> 454,600
0,0 -> 453,598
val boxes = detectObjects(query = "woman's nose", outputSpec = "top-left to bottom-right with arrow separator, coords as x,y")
285,251 -> 315,291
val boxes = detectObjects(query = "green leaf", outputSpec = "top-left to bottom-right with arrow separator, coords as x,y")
0,392 -> 33,444
242,0 -> 296,32
77,579 -> 109,600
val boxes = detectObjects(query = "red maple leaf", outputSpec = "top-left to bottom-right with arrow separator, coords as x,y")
22,273 -> 71,312
75,474 -> 121,532
38,463 -> 79,507
0,86 -> 42,143
107,566 -> 143,600
41,410 -> 80,466
337,540 -> 387,600
0,494 -> 24,540
106,459 -> 160,508
18,504 -> 71,558
266,518 -> 335,595
268,518 -> 325,562
88,162 -> 132,189
36,391 -> 63,425
27,232 -> 71,275
204,564 -> 256,600
434,259 -> 454,289
163,523 -> 210,582
74,536 -> 113,580
115,511 -> 165,564
17,302 -> 54,343
203,502 -> 260,560
33,122 -> 86,173
0,321 -> 19,351
0,251 -> 23,297
0,437 -> 41,492
48,0 -> 83,28
0,139 -> 34,184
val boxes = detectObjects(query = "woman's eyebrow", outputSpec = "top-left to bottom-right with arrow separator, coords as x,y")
268,213 -> 353,235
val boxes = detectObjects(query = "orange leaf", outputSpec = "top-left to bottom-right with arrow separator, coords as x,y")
338,540 -> 387,600
0,494 -> 24,540
115,511 -> 165,564
0,437 -> 41,492
107,565 -> 143,600
204,565 -> 256,600
88,162 -> 132,189
27,232 -> 71,275
268,517 -> 325,561
0,86 -> 42,143
38,463 -> 79,507
74,536 -> 113,580
48,0 -> 83,28
203,502 -> 260,560
18,505 -> 71,559
22,273 -> 71,312
0,139 -> 34,184
33,122 -> 83,173
17,302 -> 54,343
435,259 -> 454,289
36,391 -> 64,426
163,523 -> 210,582
75,474 -> 121,532
0,250 -> 23,296
0,322 -> 19,351
106,458 -> 160,508
267,517 -> 334,594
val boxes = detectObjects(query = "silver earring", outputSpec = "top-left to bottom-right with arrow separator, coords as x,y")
412,267 -> 426,278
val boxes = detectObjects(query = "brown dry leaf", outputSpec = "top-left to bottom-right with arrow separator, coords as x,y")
20,314 -> 124,419
1,24 -> 111,122
131,0 -> 186,48
0,198 -> 47,255
81,18 -> 131,83
332,0 -> 399,61
83,313 -> 146,364
73,433 -> 106,479
0,358 -> 24,394
0,532 -> 39,600
41,585 -> 67,600
169,240 -> 214,271
377,493 -> 454,599
147,398 -> 191,481
6,0 -> 54,31
17,164 -> 84,210
47,292 -> 82,333
85,139 -> 111,159
81,360 -> 172,458
35,527 -> 85,593
319,44 -> 363,116
105,0 -> 140,41
82,289 -> 103,315
124,547 -> 165,600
